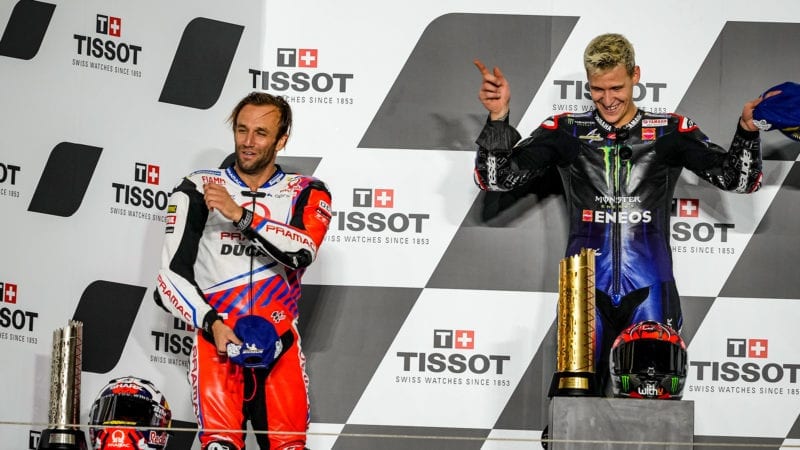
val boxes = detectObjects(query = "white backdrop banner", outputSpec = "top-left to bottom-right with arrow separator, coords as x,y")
1,0 -> 799,449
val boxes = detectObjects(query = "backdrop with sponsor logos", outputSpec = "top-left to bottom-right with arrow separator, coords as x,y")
1,1 -> 799,449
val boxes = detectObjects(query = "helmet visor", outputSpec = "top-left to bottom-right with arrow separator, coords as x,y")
90,395 -> 167,427
612,339 -> 686,376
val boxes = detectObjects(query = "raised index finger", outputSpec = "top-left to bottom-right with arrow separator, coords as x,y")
473,59 -> 490,76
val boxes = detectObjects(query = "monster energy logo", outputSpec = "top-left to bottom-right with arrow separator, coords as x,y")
671,376 -> 679,394
621,374 -> 630,392
597,146 -> 632,190
600,146 -> 612,187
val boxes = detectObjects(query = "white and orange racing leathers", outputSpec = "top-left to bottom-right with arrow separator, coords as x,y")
155,165 -> 331,450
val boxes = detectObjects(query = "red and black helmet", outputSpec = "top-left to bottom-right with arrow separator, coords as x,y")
610,321 -> 688,399
88,376 -> 171,449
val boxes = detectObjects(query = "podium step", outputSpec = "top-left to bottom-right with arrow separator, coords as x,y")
548,397 -> 694,450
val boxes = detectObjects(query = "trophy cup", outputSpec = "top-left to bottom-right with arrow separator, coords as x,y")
548,248 -> 597,396
38,321 -> 88,450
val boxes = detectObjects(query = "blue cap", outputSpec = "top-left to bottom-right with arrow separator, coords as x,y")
226,315 -> 282,369
752,81 -> 800,142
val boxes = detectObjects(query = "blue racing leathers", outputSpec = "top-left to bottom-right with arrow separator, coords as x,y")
474,109 -> 762,391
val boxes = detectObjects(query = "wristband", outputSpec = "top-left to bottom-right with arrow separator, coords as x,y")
233,209 -> 253,231
202,310 -> 223,334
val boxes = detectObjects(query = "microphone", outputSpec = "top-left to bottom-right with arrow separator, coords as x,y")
614,128 -> 632,161
619,145 -> 633,161
241,191 -> 266,198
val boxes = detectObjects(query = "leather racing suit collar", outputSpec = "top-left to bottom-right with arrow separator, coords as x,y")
225,164 -> 287,189
593,108 -> 644,140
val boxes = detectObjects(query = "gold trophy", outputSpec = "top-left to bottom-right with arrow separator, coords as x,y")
549,248 -> 597,396
38,321 -> 88,450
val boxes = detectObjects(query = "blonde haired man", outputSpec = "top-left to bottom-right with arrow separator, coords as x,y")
473,33 -> 766,395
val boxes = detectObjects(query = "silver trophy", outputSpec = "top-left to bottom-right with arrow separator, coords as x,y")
38,321 -> 88,450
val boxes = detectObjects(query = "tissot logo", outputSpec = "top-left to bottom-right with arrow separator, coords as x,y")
151,317 -> 193,357
29,430 -> 41,449
134,162 -> 160,185
331,187 -> 429,233
0,163 -> 20,199
111,163 -> 169,210
433,329 -> 475,350
95,14 -> 121,37
0,162 -> 21,185
2,282 -> 18,304
277,48 -> 318,68
670,197 -> 734,243
249,47 -> 354,94
174,317 -> 195,332
690,336 -> 799,384
353,188 -> 393,208
0,281 -> 38,333
396,328 -> 510,375
672,198 -> 699,218
727,338 -> 768,359
73,13 -> 142,65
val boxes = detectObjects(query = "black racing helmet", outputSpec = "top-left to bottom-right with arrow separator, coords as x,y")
610,321 -> 688,399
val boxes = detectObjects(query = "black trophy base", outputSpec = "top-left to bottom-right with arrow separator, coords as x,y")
37,428 -> 88,450
548,371 -> 597,398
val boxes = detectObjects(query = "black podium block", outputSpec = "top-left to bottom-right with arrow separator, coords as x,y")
548,397 -> 694,449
